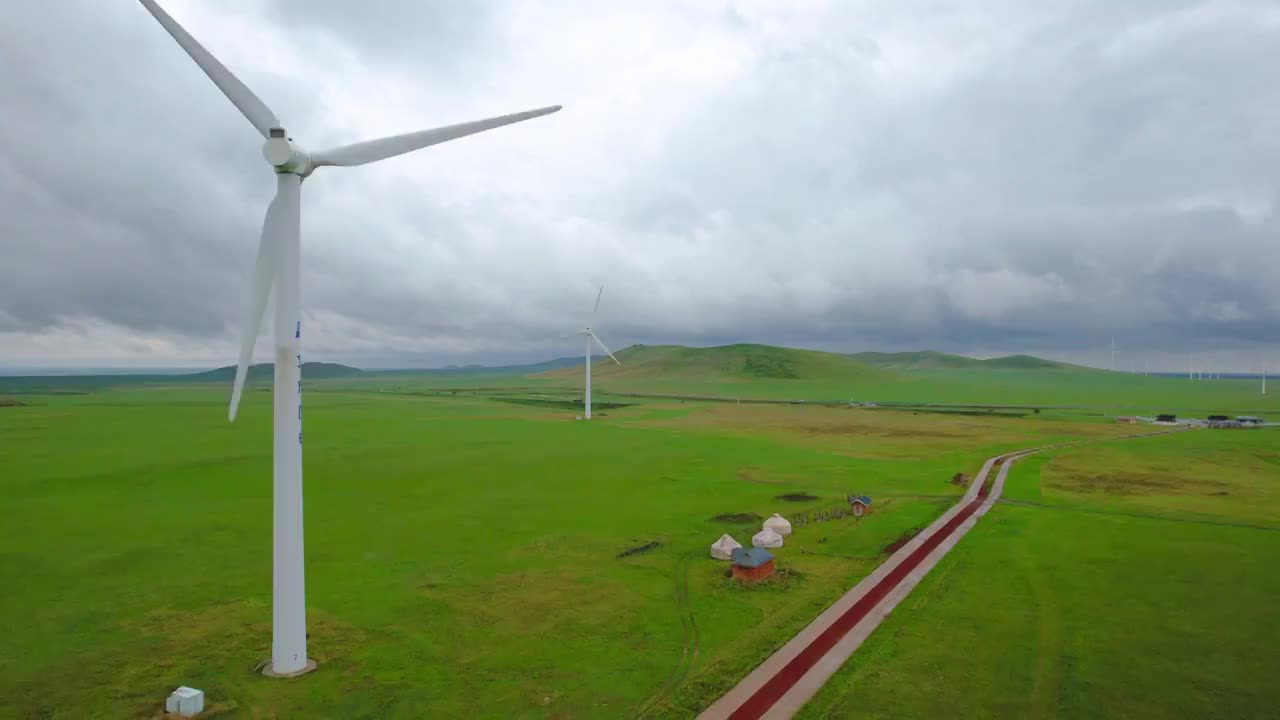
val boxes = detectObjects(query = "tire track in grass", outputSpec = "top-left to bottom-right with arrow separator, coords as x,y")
635,551 -> 700,719
1017,526 -> 1064,719
909,556 -> 960,611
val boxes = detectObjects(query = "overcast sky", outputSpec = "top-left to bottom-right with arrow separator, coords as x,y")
2,0 -> 1278,371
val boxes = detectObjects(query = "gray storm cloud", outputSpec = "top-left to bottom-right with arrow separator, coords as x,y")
1,0 -> 1277,370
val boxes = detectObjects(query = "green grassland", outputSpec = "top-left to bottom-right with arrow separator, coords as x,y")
2,344 -> 1276,718
3,382 -> 1145,719
799,427 -> 1280,720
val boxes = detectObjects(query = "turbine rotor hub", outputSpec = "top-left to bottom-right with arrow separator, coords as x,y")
263,128 -> 313,176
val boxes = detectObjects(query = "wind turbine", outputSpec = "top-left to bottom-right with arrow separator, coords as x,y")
574,285 -> 621,420
135,0 -> 560,678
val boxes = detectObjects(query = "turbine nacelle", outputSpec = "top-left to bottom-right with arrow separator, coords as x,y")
263,128 -> 313,176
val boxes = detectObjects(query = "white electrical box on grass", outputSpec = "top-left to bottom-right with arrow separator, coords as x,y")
165,686 -> 204,716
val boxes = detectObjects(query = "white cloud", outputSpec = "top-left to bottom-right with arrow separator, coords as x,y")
1,0 -> 1278,371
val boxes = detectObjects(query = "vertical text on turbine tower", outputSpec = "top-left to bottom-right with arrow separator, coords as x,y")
297,322 -> 302,445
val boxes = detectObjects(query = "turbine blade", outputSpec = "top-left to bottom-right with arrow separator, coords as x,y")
228,184 -> 288,420
592,284 -> 604,320
138,0 -> 280,138
311,105 -> 562,168
591,333 -> 621,365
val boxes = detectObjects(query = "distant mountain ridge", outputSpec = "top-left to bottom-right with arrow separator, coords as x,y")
184,356 -> 598,382
539,343 -> 896,383
369,355 -> 594,377
848,350 -> 1083,371
183,362 -> 364,382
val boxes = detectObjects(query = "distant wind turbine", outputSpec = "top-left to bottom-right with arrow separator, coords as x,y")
1111,336 -> 1116,372
574,285 -> 621,420
135,0 -> 560,678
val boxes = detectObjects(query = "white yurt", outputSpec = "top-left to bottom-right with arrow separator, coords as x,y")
710,534 -> 743,560
752,527 -> 784,548
763,513 -> 792,536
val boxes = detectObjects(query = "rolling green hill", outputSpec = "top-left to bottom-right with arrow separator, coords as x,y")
526,343 -> 1273,412
541,343 -> 897,385
849,350 -> 1083,372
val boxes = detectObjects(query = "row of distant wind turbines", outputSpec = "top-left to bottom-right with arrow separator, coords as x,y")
131,0 -> 611,677
1110,336 -> 1267,394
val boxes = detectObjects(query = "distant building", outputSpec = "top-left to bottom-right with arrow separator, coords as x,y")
848,494 -> 874,517
1208,415 -> 1230,422
1237,416 -> 1264,425
1156,414 -> 1177,423
1115,416 -> 1140,424
730,547 -> 775,582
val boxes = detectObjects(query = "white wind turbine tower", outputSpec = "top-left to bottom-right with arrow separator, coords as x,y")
574,286 -> 621,420
136,0 -> 560,677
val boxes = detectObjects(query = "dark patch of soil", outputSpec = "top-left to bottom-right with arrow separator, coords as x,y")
617,541 -> 661,559
711,512 -> 763,523
0,398 -> 25,407
493,397 -> 634,411
737,467 -> 776,483
721,566 -> 804,590
775,492 -> 819,502
1053,472 -> 1226,497
905,408 -> 1030,418
883,528 -> 922,555
950,472 -> 968,486
1208,491 -> 1230,496
796,424 -> 958,439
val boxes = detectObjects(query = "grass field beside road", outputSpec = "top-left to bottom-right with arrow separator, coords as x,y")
799,428 -> 1280,719
1,387 -> 1136,718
